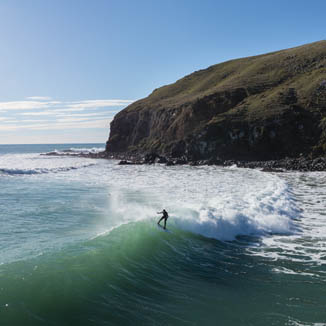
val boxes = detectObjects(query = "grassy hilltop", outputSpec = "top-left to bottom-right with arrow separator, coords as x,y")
106,41 -> 326,161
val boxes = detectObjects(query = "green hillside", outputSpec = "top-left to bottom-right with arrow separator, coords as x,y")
107,41 -> 326,160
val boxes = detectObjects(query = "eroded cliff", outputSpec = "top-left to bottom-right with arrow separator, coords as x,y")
106,41 -> 326,161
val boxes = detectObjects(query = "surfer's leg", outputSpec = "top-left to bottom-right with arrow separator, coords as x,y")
163,218 -> 167,229
157,216 -> 164,225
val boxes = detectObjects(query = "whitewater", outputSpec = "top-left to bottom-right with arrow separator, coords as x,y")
0,144 -> 325,325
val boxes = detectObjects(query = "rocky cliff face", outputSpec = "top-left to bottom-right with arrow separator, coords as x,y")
106,41 -> 326,161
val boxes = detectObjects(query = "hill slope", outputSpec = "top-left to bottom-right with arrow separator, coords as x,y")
106,41 -> 326,161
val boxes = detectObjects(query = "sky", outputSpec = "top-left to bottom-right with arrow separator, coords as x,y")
0,0 -> 325,144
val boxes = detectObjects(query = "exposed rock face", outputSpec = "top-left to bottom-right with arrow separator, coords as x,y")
106,41 -> 326,161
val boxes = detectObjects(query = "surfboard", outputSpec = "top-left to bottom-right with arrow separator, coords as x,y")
157,224 -> 171,233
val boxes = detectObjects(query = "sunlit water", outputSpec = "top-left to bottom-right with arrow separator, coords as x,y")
0,144 -> 325,325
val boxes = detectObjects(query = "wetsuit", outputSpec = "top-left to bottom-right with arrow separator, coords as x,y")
158,210 -> 169,229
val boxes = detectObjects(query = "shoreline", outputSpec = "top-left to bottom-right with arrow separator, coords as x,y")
42,150 -> 326,172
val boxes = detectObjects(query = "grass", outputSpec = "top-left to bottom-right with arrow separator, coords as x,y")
108,40 -> 326,159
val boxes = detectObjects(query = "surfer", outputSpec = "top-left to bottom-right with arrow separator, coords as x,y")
157,209 -> 169,229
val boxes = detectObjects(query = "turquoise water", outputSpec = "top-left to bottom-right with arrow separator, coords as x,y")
0,144 -> 325,325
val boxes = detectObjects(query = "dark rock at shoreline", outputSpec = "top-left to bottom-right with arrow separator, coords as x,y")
261,167 -> 284,173
224,156 -> 326,171
143,152 -> 167,164
118,160 -> 140,165
41,150 -> 326,171
165,157 -> 188,166
42,151 -> 60,156
114,152 -> 326,171
157,156 -> 167,164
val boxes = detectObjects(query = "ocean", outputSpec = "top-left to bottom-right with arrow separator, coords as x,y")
0,143 -> 325,325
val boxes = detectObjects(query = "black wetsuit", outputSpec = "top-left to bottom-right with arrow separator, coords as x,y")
162,210 -> 168,220
158,210 -> 169,229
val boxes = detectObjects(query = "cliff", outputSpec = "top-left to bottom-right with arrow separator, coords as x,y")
106,41 -> 326,161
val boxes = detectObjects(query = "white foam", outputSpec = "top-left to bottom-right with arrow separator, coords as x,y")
80,163 -> 299,241
0,153 -> 301,243
0,153 -> 97,176
68,146 -> 104,153
272,267 -> 317,277
246,171 -> 326,266
170,169 -> 297,240
3,151 -> 326,268
51,146 -> 105,155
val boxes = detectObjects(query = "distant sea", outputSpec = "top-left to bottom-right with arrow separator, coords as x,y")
0,143 -> 325,325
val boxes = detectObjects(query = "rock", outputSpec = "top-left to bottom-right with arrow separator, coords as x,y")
174,158 -> 187,165
189,161 -> 200,166
157,156 -> 167,164
118,160 -> 137,165
144,152 -> 159,164
166,160 -> 175,166
206,157 -> 223,165
41,149 -> 326,172
105,41 -> 326,163
261,167 -> 284,173
42,151 -> 59,156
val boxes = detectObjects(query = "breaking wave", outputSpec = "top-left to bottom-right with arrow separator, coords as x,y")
45,146 -> 105,156
0,163 -> 96,176
0,152 -> 97,177
94,166 -> 300,242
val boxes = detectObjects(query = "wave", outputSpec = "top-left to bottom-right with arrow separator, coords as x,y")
173,207 -> 296,241
0,163 -> 96,175
0,216 -> 308,326
45,146 -> 105,156
67,146 -> 105,153
0,161 -> 323,325
0,220 -> 222,325
96,172 -> 300,242
171,190 -> 299,241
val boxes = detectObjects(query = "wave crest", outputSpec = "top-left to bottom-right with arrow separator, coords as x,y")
0,163 -> 96,176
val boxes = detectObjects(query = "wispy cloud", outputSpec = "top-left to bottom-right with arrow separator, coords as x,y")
20,110 -> 119,117
0,98 -> 134,112
26,96 -> 53,101
0,119 -> 112,131
59,112 -> 120,118
21,111 -> 63,116
67,99 -> 133,109
0,101 -> 59,111
0,97 -> 134,141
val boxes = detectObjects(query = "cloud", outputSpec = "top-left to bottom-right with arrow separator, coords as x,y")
21,110 -> 64,116
1,96 -> 134,143
56,117 -> 106,123
20,110 -> 119,118
58,112 -> 119,118
51,108 -> 87,112
18,119 -> 46,123
21,108 -> 88,115
0,119 -> 112,131
0,98 -> 134,112
67,99 -> 134,109
0,101 -> 58,111
26,96 -> 53,101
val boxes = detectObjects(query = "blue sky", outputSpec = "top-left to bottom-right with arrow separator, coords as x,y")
0,0 -> 325,144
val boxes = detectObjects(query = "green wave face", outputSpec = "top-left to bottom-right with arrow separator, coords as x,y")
1,219 -> 325,326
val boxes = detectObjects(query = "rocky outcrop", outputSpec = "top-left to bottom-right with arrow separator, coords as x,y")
106,41 -> 326,162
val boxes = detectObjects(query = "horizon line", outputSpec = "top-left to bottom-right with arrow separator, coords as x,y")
0,142 -> 106,145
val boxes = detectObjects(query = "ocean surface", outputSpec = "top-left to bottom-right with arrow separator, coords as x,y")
0,143 -> 325,326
